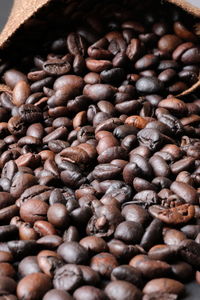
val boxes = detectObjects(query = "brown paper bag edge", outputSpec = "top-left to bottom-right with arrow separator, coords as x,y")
167,0 -> 200,17
0,0 -> 50,49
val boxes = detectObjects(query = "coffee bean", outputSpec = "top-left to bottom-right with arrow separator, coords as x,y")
58,242 -> 88,264
149,155 -> 170,177
3,69 -> 28,89
0,276 -> 17,294
67,33 -> 87,56
143,278 -> 184,296
140,219 -> 163,250
111,265 -> 142,287
122,204 -> 150,225
136,77 -> 163,94
83,84 -> 116,101
179,239 -> 200,268
18,256 -> 41,277
105,280 -> 142,300
129,254 -> 171,278
17,273 -> 52,300
20,199 -> 49,224
158,35 -> 182,52
114,221 -> 144,244
149,204 -> 195,224
164,229 -> 186,246
43,59 -> 71,76
80,236 -> 108,254
73,286 -> 107,300
143,292 -> 178,300
43,289 -> 73,300
170,181 -> 198,204
53,264 -> 83,292
137,129 -> 163,151
47,204 -> 69,228
78,265 -> 100,286
12,81 -> 31,107
90,252 -> 118,277
181,47 -> 200,64
37,250 -> 64,277
126,39 -> 141,61
171,261 -> 193,281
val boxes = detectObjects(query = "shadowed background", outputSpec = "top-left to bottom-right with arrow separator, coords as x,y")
0,1 -> 200,299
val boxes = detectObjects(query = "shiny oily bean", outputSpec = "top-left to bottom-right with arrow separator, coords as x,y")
170,181 -> 198,204
143,278 -> 184,296
73,286 -> 107,300
90,252 -> 118,277
12,81 -> 31,107
105,280 -> 142,300
20,199 -> 49,224
17,273 -> 52,300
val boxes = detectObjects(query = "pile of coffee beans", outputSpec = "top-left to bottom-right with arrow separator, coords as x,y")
0,0 -> 199,299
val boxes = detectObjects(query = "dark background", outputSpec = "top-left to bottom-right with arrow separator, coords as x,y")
0,1 -> 200,299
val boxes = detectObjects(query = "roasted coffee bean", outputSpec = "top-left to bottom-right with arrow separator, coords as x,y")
3,69 -> 28,89
37,250 -> 64,277
58,242 -> 88,264
122,204 -> 150,225
43,59 -> 71,76
129,254 -> 171,278
18,104 -> 43,123
78,265 -> 100,286
0,276 -> 17,294
73,286 -> 107,300
170,181 -> 198,204
114,221 -> 144,244
137,129 -> 163,151
8,116 -> 26,136
47,204 -> 69,228
18,256 -> 41,277
53,264 -> 83,292
143,278 -> 184,296
149,155 -> 170,177
171,261 -> 193,281
43,289 -> 73,300
67,33 -> 87,56
111,265 -> 142,287
126,38 -> 141,61
149,204 -> 195,224
37,234 -> 62,249
179,239 -> 200,268
105,280 -> 142,300
20,199 -> 49,224
148,244 -> 178,262
142,293 -> 178,300
17,273 -> 52,300
163,229 -> 186,246
136,77 -> 163,94
80,236 -> 108,254
90,252 -> 118,277
140,219 -> 163,250
84,84 -> 116,101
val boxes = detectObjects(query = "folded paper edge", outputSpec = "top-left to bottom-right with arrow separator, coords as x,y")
167,0 -> 200,17
0,0 -> 50,48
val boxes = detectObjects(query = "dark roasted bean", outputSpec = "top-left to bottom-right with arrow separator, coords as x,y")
105,280 -> 142,300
